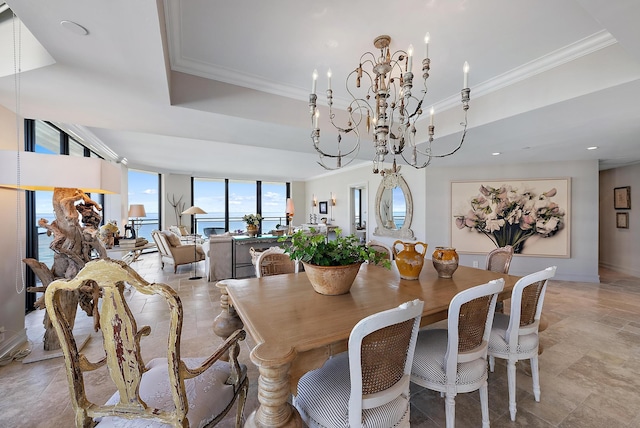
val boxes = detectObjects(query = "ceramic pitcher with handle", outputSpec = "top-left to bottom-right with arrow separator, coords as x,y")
393,240 -> 428,280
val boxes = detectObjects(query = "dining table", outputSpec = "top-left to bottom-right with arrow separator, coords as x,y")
214,261 -> 520,428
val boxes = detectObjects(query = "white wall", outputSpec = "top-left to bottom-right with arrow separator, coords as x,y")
307,159 -> 600,282
162,174 -> 191,230
599,164 -> 640,276
0,105 -> 28,358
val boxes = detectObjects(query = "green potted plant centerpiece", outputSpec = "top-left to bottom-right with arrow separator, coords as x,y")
243,214 -> 262,237
280,228 -> 391,295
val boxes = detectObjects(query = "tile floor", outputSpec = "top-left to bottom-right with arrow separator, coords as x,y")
1,254 -> 639,427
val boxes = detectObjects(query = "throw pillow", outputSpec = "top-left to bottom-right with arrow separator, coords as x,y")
162,230 -> 182,247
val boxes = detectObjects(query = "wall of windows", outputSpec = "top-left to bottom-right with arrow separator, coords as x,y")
25,120 -> 106,311
127,169 -> 160,239
193,178 -> 289,236
30,120 -> 107,271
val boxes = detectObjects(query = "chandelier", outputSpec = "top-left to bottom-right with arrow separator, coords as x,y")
309,34 -> 471,174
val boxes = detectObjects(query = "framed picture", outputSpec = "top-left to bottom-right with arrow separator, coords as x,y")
614,186 -> 631,209
319,201 -> 328,214
451,178 -> 571,257
616,212 -> 629,229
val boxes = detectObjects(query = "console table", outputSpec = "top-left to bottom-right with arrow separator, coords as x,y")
232,235 -> 289,278
209,234 -> 290,281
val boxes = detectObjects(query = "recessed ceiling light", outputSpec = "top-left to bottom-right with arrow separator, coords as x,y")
492,152 -> 501,156
587,146 -> 598,150
60,20 -> 89,36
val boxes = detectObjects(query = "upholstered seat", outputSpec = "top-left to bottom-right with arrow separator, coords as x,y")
151,229 -> 205,273
488,266 -> 557,421
44,259 -> 248,428
294,299 -> 424,428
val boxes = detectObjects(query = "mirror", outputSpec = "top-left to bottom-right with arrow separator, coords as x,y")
373,168 -> 414,239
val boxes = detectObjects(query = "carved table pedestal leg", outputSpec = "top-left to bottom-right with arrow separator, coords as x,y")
212,280 -> 244,360
245,343 -> 303,428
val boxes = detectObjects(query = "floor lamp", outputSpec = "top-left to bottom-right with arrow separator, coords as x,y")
182,205 -> 206,280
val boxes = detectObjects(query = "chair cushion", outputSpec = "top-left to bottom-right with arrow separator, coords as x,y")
488,313 -> 539,355
97,357 -> 246,428
294,352 -> 410,428
411,329 -> 487,389
162,230 -> 182,247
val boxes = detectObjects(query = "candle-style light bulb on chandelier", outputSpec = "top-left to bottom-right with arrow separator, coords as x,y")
309,34 -> 471,174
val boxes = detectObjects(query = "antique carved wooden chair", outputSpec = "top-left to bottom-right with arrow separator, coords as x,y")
45,259 -> 248,428
293,299 -> 424,428
254,246 -> 299,278
488,266 -> 557,421
411,279 -> 504,428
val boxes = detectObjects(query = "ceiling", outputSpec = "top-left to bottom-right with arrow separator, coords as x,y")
0,0 -> 639,182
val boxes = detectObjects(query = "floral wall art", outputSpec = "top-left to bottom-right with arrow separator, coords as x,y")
451,178 -> 570,257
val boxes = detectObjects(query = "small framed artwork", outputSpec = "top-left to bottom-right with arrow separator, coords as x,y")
614,186 -> 631,209
319,201 -> 328,214
617,212 -> 629,229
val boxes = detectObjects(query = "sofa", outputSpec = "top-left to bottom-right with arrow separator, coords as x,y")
151,230 -> 206,273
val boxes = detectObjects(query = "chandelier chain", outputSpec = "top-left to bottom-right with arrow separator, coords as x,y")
13,12 -> 25,294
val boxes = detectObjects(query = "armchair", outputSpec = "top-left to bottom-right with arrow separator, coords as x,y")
151,230 -> 205,273
44,259 -> 248,427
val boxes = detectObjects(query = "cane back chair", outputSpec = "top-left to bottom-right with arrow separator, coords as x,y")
488,266 -> 557,421
293,299 -> 424,427
411,279 -> 505,428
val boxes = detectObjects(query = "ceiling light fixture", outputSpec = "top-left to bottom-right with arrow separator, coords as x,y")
587,146 -> 598,150
309,34 -> 471,174
492,152 -> 501,156
60,20 -> 89,36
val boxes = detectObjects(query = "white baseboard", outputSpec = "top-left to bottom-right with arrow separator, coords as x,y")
599,261 -> 640,278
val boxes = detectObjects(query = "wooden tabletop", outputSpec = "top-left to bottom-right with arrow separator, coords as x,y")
227,261 -> 519,359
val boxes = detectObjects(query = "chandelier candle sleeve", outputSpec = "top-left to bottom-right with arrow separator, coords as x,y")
464,61 -> 469,88
424,33 -> 430,58
312,69 -> 318,94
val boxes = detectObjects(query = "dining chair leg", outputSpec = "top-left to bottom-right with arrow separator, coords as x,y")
489,355 -> 495,372
531,355 -> 541,401
479,380 -> 490,428
445,392 -> 456,428
507,359 -> 517,421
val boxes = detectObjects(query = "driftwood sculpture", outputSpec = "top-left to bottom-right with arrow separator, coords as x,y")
24,187 -> 107,351
167,193 -> 185,226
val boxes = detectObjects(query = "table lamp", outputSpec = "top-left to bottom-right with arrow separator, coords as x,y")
286,198 -> 295,235
182,205 -> 207,280
128,204 -> 147,238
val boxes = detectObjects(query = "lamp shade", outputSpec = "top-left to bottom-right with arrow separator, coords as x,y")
286,198 -> 295,216
182,206 -> 207,215
128,204 -> 147,218
0,150 -> 121,193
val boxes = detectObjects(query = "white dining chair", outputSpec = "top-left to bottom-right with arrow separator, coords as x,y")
293,299 -> 424,427
488,266 -> 557,421
411,279 -> 505,428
